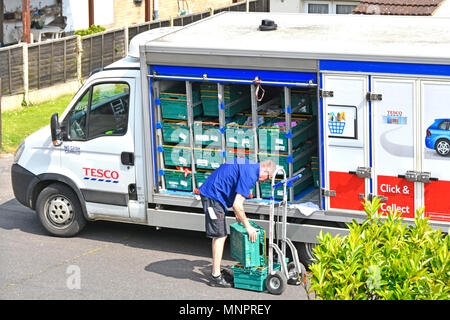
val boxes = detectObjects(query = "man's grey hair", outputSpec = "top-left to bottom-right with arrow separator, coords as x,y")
260,160 -> 277,175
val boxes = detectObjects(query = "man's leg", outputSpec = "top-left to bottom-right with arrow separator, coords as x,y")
211,235 -> 227,277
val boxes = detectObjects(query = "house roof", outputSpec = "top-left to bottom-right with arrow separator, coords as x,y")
353,0 -> 446,16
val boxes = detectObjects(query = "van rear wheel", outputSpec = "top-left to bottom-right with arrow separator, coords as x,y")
36,183 -> 86,237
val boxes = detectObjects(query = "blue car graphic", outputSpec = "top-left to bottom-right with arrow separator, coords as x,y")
425,118 -> 450,156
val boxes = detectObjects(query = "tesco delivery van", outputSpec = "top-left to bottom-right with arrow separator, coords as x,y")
11,12 -> 450,267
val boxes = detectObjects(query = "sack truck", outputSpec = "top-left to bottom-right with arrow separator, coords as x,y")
11,13 -> 450,268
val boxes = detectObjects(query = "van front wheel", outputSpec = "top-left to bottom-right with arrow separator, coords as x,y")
36,183 -> 86,237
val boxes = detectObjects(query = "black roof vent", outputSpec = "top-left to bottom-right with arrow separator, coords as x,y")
259,19 -> 277,31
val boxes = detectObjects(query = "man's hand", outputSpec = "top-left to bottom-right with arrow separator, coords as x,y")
233,193 -> 258,242
246,224 -> 258,243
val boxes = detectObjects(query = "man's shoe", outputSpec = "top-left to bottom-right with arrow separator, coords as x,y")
209,273 -> 232,288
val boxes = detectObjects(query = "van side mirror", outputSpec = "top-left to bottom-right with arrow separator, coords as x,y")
50,113 -> 62,146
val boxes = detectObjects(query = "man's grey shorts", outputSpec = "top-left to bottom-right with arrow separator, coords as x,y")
200,195 -> 227,239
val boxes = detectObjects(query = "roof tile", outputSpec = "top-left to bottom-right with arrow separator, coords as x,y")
353,0 -> 445,15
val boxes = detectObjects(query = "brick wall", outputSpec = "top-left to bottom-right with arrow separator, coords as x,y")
113,0 -> 234,28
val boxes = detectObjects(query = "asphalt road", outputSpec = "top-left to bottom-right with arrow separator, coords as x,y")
0,153 -> 309,301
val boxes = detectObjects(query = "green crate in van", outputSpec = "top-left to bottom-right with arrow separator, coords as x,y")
259,167 -> 313,200
280,89 -> 313,114
200,83 -> 250,117
195,170 -> 213,188
230,221 -> 266,268
232,263 -> 281,292
311,156 -> 319,187
258,116 -> 315,152
193,119 -> 222,147
194,147 -> 223,170
160,83 -> 203,120
162,120 -> 189,144
258,140 -> 316,173
225,115 -> 254,149
163,169 -> 192,191
162,145 -> 192,167
225,148 -> 257,163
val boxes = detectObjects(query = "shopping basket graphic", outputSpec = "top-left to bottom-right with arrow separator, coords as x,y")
328,120 -> 346,134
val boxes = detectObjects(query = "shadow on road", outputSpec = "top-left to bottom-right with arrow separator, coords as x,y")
0,198 -> 234,262
145,258 -> 212,285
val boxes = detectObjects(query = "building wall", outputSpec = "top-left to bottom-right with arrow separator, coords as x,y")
270,0 -> 360,13
113,0 -> 234,28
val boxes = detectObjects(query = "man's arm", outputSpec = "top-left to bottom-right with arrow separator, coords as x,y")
233,193 -> 258,242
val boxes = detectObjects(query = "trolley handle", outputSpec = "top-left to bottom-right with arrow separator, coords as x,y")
272,173 -> 303,189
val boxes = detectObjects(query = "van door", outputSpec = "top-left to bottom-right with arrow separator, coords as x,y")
420,81 -> 450,223
372,78 -> 416,218
61,78 -> 137,220
323,75 -> 370,212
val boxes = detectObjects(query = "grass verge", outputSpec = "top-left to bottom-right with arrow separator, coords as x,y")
1,94 -> 74,153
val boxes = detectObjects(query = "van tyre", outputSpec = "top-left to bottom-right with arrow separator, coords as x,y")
36,183 -> 86,237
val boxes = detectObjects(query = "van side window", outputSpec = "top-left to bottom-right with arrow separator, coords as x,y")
68,82 -> 130,141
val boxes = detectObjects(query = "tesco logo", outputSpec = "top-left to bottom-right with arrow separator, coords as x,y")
83,167 -> 119,180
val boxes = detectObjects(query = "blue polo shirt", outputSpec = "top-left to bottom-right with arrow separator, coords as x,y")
199,158 -> 260,211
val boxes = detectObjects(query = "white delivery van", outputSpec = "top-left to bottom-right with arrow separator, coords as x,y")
11,13 -> 450,267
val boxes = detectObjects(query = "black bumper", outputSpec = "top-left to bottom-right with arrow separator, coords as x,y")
11,163 -> 40,208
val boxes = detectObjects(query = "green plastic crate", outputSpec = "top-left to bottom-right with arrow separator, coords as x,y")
225,148 -> 257,163
194,147 -> 223,170
200,84 -> 250,117
225,115 -> 254,149
281,89 -> 313,114
258,116 -> 316,152
230,221 -> 266,268
195,170 -> 213,188
311,156 -> 319,187
258,140 -> 316,173
193,119 -> 222,147
163,169 -> 192,191
162,145 -> 192,167
259,167 -> 314,200
162,120 -> 189,144
160,83 -> 203,120
232,263 -> 281,292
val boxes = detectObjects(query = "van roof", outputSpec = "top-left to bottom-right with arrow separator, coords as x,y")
142,12 -> 450,68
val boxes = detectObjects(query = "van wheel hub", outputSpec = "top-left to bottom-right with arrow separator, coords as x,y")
46,196 -> 74,226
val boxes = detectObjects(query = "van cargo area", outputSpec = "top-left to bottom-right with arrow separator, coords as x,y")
154,79 -> 320,206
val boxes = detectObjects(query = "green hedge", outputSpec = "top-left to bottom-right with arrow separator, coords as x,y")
309,198 -> 449,300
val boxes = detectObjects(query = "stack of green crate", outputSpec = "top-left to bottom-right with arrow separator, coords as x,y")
258,116 -> 315,152
232,263 -> 281,292
160,83 -> 203,120
200,83 -> 250,117
311,156 -> 319,187
230,221 -> 282,292
259,167 -> 314,200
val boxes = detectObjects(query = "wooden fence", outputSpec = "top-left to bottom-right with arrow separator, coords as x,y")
0,0 -> 266,98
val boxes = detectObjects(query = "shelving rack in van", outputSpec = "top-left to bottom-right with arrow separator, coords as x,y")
151,74 -> 318,202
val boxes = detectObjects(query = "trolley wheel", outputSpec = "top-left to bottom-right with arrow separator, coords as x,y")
265,270 -> 287,295
287,261 -> 306,286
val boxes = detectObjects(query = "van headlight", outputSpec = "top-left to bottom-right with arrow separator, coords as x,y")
14,141 -> 25,163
